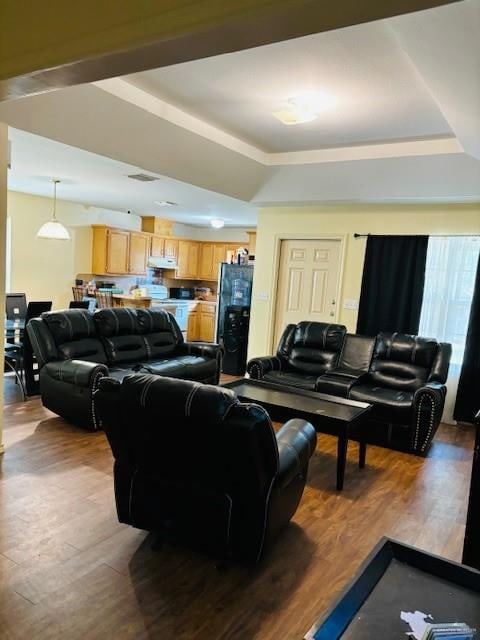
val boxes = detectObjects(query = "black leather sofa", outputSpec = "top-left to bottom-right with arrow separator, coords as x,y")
27,307 -> 223,430
95,374 -> 317,563
247,323 -> 451,455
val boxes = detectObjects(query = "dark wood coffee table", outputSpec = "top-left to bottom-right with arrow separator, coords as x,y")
222,378 -> 372,490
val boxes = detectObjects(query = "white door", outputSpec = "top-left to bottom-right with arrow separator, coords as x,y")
274,239 -> 342,346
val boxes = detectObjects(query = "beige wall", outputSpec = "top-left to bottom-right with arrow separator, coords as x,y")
7,191 -> 140,310
248,203 -> 480,359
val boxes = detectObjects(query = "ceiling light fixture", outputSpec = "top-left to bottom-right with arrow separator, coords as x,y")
154,200 -> 177,207
210,218 -> 225,229
273,90 -> 337,125
36,179 -> 71,240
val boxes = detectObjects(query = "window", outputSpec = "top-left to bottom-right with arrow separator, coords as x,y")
419,235 -> 480,423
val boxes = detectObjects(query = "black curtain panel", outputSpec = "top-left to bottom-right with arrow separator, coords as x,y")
356,235 -> 428,337
454,253 -> 480,423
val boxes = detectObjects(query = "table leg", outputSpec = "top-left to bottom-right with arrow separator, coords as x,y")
337,432 -> 348,491
359,441 -> 367,469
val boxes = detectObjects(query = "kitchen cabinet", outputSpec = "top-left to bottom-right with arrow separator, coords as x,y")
176,240 -> 200,279
198,303 -> 216,342
150,236 -> 164,258
164,237 -> 178,260
198,242 -> 227,280
128,232 -> 150,274
187,310 -> 199,341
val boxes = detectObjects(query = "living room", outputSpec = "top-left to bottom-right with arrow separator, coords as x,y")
0,1 -> 479,639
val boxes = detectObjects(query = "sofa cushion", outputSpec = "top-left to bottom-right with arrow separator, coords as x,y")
42,309 -> 107,363
369,332 -> 439,391
137,355 -> 218,382
94,308 -> 147,364
136,308 -> 181,359
349,384 -> 413,422
283,322 -> 346,376
263,370 -> 318,391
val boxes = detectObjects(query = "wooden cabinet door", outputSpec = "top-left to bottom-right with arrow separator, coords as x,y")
187,311 -> 199,341
150,236 -> 164,257
199,308 -> 216,342
106,229 -> 129,274
164,238 -> 178,260
199,243 -> 214,280
212,243 -> 227,280
187,242 -> 200,278
176,240 -> 190,278
128,232 -> 150,274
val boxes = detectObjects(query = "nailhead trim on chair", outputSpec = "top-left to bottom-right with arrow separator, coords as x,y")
91,370 -> 106,431
414,391 -> 436,453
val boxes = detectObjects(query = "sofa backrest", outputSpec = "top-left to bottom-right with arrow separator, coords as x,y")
94,307 -> 182,364
277,321 -> 347,376
370,332 -> 445,391
337,334 -> 376,374
41,309 -> 108,364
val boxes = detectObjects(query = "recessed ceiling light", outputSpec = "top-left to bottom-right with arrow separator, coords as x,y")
127,173 -> 159,182
210,218 -> 225,229
154,200 -> 177,206
273,90 -> 336,125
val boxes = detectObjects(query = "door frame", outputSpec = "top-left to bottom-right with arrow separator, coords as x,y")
267,233 -> 347,354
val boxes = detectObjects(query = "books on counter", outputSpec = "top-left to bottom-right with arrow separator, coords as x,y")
422,623 -> 476,639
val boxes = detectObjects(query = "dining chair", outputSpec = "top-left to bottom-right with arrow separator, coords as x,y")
69,300 -> 90,309
5,301 -> 52,399
95,290 -> 113,309
72,286 -> 87,302
6,293 -> 27,320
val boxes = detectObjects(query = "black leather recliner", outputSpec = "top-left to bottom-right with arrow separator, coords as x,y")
27,307 -> 223,430
95,374 -> 317,563
348,332 -> 451,454
247,322 -> 347,391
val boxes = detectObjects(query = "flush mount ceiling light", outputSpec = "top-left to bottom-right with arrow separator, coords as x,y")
36,179 -> 71,240
210,218 -> 225,229
273,90 -> 337,125
154,200 -> 177,207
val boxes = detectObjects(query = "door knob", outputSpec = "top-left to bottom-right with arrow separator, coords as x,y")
331,299 -> 336,305
330,311 -> 335,317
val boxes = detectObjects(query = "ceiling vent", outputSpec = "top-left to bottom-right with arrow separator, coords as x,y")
127,173 -> 159,182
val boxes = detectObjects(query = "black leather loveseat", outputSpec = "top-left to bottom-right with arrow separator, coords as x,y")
27,307 -> 222,430
247,322 -> 451,455
96,374 -> 317,562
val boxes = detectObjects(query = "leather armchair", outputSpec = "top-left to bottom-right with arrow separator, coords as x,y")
247,322 -> 347,391
348,332 -> 452,454
95,374 -> 317,563
27,307 -> 223,430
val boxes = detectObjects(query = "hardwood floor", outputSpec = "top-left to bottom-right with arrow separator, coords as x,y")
0,376 -> 475,640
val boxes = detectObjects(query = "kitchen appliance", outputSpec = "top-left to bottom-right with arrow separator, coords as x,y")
143,284 -> 189,334
169,287 -> 195,300
147,256 -> 178,270
222,305 -> 250,375
96,281 -> 116,289
216,263 -> 254,348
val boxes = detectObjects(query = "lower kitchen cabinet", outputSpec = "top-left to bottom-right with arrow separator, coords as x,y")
187,303 -> 216,342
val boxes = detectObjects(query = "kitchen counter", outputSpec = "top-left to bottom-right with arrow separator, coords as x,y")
111,294 -> 152,309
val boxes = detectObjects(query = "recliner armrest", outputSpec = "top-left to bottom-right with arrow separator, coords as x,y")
247,356 -> 282,380
275,419 -> 317,489
43,359 -> 108,387
176,342 -> 223,360
412,381 -> 447,454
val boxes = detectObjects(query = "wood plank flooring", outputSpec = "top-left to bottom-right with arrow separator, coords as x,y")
0,376 -> 475,640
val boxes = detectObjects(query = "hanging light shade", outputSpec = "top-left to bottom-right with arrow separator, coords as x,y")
37,179 -> 70,240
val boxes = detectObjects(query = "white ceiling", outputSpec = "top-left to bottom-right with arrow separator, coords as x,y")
126,20 -> 452,153
7,128 -> 257,226
0,0 -> 479,224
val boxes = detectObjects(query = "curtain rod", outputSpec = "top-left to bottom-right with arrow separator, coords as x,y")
353,233 -> 479,239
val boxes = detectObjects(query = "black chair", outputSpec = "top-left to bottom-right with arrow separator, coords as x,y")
69,301 -> 90,309
5,301 -> 52,398
96,374 -> 317,563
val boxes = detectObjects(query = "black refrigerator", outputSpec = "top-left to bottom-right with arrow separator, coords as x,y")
216,263 -> 254,375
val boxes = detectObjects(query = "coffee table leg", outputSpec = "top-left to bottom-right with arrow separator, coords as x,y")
337,433 -> 348,491
359,441 -> 367,469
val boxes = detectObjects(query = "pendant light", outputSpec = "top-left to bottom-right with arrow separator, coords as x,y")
37,179 -> 70,240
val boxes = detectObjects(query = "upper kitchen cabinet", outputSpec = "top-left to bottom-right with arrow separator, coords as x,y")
128,231 -> 150,274
199,242 -> 227,281
176,240 -> 200,279
92,226 -> 149,275
150,235 -> 179,260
